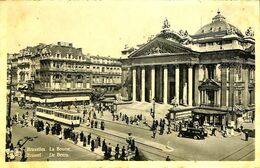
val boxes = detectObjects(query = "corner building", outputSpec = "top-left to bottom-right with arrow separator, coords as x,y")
125,11 -> 255,126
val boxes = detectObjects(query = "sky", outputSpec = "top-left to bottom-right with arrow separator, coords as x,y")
0,1 -> 259,58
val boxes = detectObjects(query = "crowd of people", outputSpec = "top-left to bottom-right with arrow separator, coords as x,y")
5,120 -> 27,162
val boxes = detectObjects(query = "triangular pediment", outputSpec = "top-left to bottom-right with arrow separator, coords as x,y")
199,79 -> 220,90
129,37 -> 193,58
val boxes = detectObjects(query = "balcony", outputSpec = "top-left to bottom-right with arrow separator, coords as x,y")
40,56 -> 91,63
39,67 -> 91,73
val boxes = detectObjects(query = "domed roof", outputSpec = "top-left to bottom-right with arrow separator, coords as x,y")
195,10 -> 243,36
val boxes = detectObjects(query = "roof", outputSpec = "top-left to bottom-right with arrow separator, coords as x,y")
193,109 -> 227,115
36,106 -> 81,115
194,11 -> 243,38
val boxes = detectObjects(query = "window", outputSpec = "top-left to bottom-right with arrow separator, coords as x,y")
199,43 -> 206,47
209,27 -> 213,32
236,90 -> 242,105
218,27 -> 221,31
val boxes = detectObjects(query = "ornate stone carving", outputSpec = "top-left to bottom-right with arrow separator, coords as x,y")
144,46 -> 170,55
245,27 -> 254,37
227,27 -> 236,34
162,18 -> 171,30
178,30 -> 189,37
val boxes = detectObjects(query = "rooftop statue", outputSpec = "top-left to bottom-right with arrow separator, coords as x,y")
245,27 -> 254,37
162,18 -> 171,30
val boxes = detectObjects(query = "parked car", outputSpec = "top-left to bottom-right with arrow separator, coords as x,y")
178,127 -> 207,140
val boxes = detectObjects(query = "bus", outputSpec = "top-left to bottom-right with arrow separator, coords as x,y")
35,106 -> 81,126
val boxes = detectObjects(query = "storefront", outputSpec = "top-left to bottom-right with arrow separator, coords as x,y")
192,109 -> 227,128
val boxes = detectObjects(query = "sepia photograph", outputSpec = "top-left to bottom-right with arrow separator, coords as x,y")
1,0 -> 259,167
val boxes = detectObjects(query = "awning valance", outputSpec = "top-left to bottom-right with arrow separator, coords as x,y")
193,109 -> 227,115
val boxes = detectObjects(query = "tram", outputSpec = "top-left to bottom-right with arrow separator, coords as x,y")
35,106 -> 81,126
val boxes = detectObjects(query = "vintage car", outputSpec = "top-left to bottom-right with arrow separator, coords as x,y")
178,127 -> 207,140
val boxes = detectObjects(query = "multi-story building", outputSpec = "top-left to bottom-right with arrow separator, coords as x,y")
121,11 -> 255,127
8,42 -> 123,105
90,55 -> 122,95
9,42 -> 92,105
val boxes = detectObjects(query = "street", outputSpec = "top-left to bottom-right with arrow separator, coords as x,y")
11,123 -> 103,161
8,102 -> 255,161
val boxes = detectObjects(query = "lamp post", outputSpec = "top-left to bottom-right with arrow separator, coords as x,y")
152,97 -> 155,119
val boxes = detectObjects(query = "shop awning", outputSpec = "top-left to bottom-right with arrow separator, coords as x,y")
193,109 -> 227,115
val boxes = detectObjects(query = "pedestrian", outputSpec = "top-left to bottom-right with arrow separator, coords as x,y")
134,147 -> 139,160
131,139 -> 135,151
20,147 -> 26,162
121,146 -> 126,160
102,139 -> 106,151
95,120 -> 98,128
71,122 -> 74,130
240,125 -> 244,132
59,131 -> 63,140
107,143 -> 112,158
211,127 -> 216,136
80,131 -> 84,142
101,121 -> 105,130
91,120 -> 94,128
97,136 -> 101,147
166,156 -> 171,161
167,125 -> 172,134
245,131 -> 249,141
83,136 -> 86,147
152,129 -> 157,138
115,144 -> 120,160
17,140 -> 21,148
46,125 -> 50,135
87,133 -> 91,145
91,139 -> 95,152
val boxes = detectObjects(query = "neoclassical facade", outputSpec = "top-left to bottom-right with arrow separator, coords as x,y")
122,11 -> 255,124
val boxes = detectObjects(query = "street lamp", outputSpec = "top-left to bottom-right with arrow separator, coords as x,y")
152,97 -> 155,119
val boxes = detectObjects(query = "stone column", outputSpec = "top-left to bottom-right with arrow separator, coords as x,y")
194,65 -> 200,106
217,90 -> 220,106
205,91 -> 208,105
132,67 -> 136,101
141,66 -> 145,102
214,91 -> 217,106
159,66 -> 163,102
204,65 -> 208,79
229,64 -> 235,107
243,65 -> 249,106
175,65 -> 180,105
183,66 -> 187,105
50,73 -> 53,90
151,66 -> 155,101
163,65 -> 168,104
221,64 -> 227,106
188,65 -> 193,106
